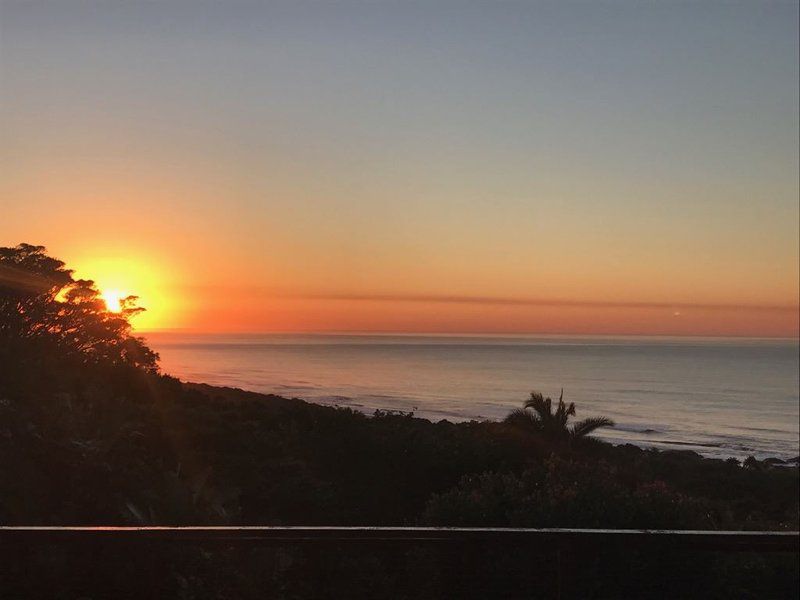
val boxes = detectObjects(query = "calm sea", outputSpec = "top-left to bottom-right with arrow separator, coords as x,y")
144,333 -> 799,461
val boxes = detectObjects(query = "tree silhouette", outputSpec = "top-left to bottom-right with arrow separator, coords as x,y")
0,243 -> 158,374
504,390 -> 614,444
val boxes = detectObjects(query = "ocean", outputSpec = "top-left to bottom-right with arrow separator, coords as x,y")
144,333 -> 800,461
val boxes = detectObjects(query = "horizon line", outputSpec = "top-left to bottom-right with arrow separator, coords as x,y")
137,328 -> 800,341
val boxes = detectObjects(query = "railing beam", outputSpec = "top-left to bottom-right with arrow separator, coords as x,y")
0,526 -> 797,553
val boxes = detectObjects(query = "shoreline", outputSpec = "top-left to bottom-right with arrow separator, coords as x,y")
146,333 -> 799,463
185,380 -> 800,467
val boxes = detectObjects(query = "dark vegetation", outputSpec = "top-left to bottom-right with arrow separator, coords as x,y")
504,389 -> 615,444
1,244 -> 798,598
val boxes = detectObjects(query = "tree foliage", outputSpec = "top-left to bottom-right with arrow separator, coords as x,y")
504,389 -> 615,444
0,243 -> 158,376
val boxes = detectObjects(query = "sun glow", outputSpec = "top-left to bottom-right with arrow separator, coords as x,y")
101,289 -> 127,313
69,251 -> 180,331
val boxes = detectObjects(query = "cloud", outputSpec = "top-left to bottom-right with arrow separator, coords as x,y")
264,291 -> 799,315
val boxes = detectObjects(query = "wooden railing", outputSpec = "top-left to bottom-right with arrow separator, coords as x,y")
1,526 -> 797,551
2,526 -> 797,599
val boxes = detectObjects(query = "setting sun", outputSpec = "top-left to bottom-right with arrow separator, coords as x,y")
67,252 -> 181,331
101,289 -> 127,313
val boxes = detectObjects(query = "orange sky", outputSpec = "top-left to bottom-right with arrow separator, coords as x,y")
1,2 -> 798,338
2,194 -> 797,338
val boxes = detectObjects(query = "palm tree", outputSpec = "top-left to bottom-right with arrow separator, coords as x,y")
504,389 -> 614,443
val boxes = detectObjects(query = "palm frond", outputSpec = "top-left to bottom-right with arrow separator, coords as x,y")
503,408 -> 541,431
524,391 -> 554,423
554,399 -> 576,426
523,391 -> 545,410
570,417 -> 615,438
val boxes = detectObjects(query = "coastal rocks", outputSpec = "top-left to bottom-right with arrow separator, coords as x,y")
743,455 -> 799,470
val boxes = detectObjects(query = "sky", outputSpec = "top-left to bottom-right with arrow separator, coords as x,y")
1,1 -> 798,336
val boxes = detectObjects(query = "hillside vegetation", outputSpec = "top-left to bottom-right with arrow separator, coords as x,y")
1,244 -> 797,598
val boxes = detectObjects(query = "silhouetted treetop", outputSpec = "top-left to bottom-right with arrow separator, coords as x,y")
504,390 -> 614,446
0,243 -> 158,372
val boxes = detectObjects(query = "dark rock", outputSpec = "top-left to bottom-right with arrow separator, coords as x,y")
763,457 -> 785,465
